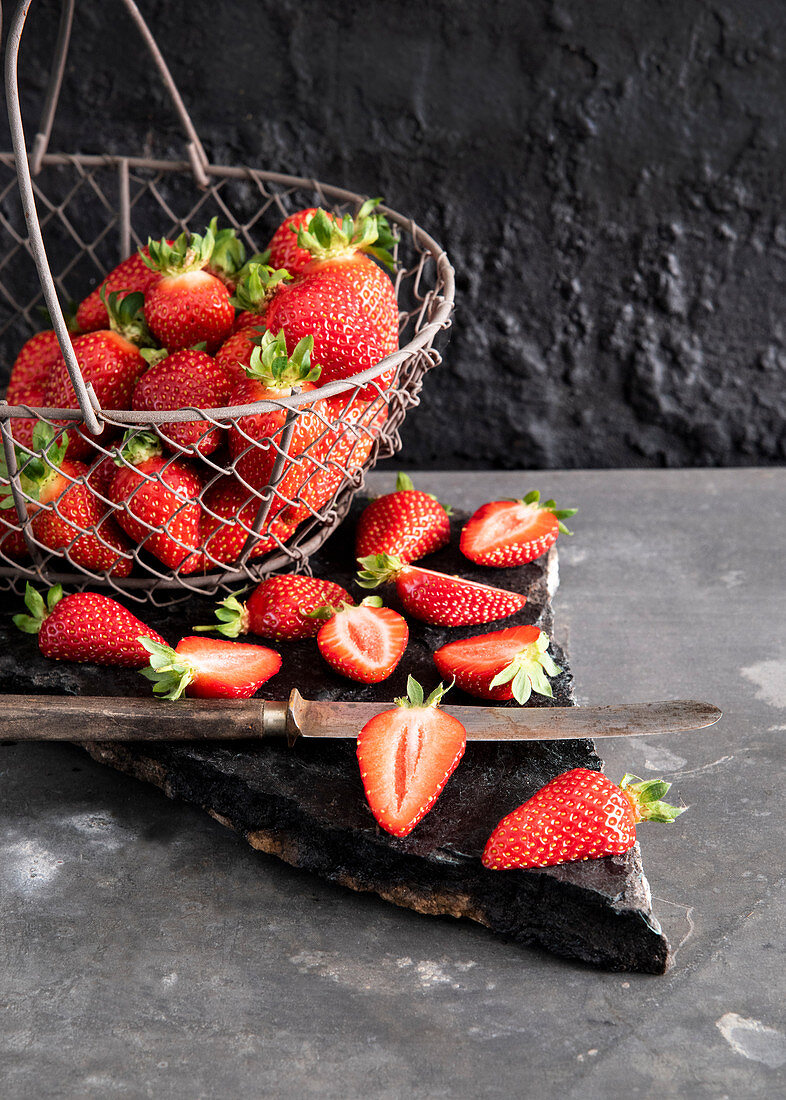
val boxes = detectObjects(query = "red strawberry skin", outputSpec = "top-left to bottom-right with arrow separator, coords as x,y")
395,565 -> 527,626
357,705 -> 466,836
8,381 -> 47,453
246,575 -> 353,639
460,500 -> 562,567
482,769 -> 638,870
144,270 -> 235,353
215,327 -> 265,384
76,245 -> 164,332
434,625 -> 542,701
317,602 -> 408,683
7,330 -> 68,402
267,208 -> 330,274
303,253 -> 399,352
38,591 -> 166,666
200,477 -> 294,566
355,483 -> 450,563
175,636 -> 281,698
109,455 -> 204,572
132,350 -> 233,456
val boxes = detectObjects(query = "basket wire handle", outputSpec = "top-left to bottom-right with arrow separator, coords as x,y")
29,0 -> 74,176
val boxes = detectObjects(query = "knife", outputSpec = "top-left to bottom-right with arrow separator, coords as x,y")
0,693 -> 721,743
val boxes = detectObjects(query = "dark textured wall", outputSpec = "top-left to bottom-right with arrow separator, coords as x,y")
8,0 -> 786,468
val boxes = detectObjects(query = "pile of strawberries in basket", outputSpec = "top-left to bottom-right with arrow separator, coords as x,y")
0,201 -> 399,575
13,478 -> 685,870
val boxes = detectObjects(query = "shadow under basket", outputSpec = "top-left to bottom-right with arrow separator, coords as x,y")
0,7 -> 454,607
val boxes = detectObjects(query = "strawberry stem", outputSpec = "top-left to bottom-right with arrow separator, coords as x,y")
245,330 -> 322,388
115,430 -> 163,469
138,638 -> 195,701
294,200 -> 397,272
230,262 -> 292,313
356,552 -> 404,589
12,582 -> 63,634
488,629 -> 562,705
204,217 -> 246,281
394,675 -> 452,710
143,226 -> 216,276
192,593 -> 249,638
619,775 -> 686,823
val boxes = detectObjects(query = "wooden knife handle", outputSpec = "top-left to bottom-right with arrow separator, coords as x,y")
0,694 -> 291,741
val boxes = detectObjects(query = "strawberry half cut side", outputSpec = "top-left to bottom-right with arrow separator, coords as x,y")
460,490 -> 578,568
482,768 -> 686,871
356,676 -> 467,836
434,625 -> 561,704
313,596 -> 408,683
140,636 -> 281,700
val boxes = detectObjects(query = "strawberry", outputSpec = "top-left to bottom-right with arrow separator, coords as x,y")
266,207 -> 334,275
43,290 -> 152,459
108,431 -> 204,573
229,262 -> 292,332
202,217 -> 254,293
76,243 -> 166,333
356,553 -> 527,626
355,473 -> 450,563
6,329 -> 72,402
140,635 -> 281,699
142,227 -> 235,353
460,490 -> 578,568
482,769 -> 685,871
195,574 -> 352,640
200,476 -> 295,567
13,582 -> 166,666
356,677 -> 466,836
228,331 -> 329,508
0,423 -> 132,576
312,595 -> 408,683
132,348 -> 233,456
7,380 -> 47,453
215,326 -> 264,384
434,625 -> 561,704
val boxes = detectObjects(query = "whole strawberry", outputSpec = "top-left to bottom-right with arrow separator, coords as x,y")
108,431 -> 204,573
0,423 -> 133,577
355,473 -> 451,563
356,553 -> 527,627
132,348 -> 233,456
195,575 -> 353,640
482,769 -> 685,870
6,329 -> 73,403
461,490 -> 578,568
142,227 -> 235,353
76,242 -> 166,332
266,207 -> 335,274
13,582 -> 166,666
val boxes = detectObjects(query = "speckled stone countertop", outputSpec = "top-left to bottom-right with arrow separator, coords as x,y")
1,469 -> 784,1098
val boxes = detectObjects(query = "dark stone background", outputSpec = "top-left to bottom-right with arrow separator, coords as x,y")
5,0 -> 785,469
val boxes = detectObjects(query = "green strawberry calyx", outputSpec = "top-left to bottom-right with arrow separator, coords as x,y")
394,675 -> 452,710
304,595 -> 380,622
192,592 -> 249,638
114,429 -> 163,469
488,629 -> 562,705
295,199 -> 397,272
100,288 -> 154,347
143,225 -> 216,276
0,421 -> 68,508
12,581 -> 63,634
355,552 -> 405,589
230,262 -> 292,313
619,775 -> 686,824
245,330 -> 322,390
515,490 -> 578,536
138,637 -> 196,701
204,217 -> 246,282
394,472 -> 452,514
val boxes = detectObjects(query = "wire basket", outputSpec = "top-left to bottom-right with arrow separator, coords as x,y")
0,0 -> 454,606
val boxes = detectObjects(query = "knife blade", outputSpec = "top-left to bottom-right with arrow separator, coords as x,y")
0,692 -> 721,742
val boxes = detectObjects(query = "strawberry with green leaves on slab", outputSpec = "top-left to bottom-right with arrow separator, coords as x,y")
355,473 -> 451,563
482,768 -> 685,870
14,583 -> 165,667
312,596 -> 408,684
460,490 -> 577,568
434,625 -> 561,704
356,552 -> 527,627
195,575 -> 353,641
140,636 -> 281,700
357,677 -> 466,837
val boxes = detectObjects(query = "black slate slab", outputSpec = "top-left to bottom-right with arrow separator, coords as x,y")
0,508 -> 671,973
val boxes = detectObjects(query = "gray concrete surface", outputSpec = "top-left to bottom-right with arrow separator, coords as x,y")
1,468 -> 784,1098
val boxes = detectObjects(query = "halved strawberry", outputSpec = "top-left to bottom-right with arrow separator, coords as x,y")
356,677 -> 466,836
434,625 -> 561,704
195,575 -> 353,640
356,553 -> 527,626
460,490 -> 577,567
313,595 -> 408,683
355,472 -> 451,563
140,635 -> 281,699
482,769 -> 685,870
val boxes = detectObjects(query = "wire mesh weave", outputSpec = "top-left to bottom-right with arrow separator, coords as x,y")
0,8 -> 454,607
